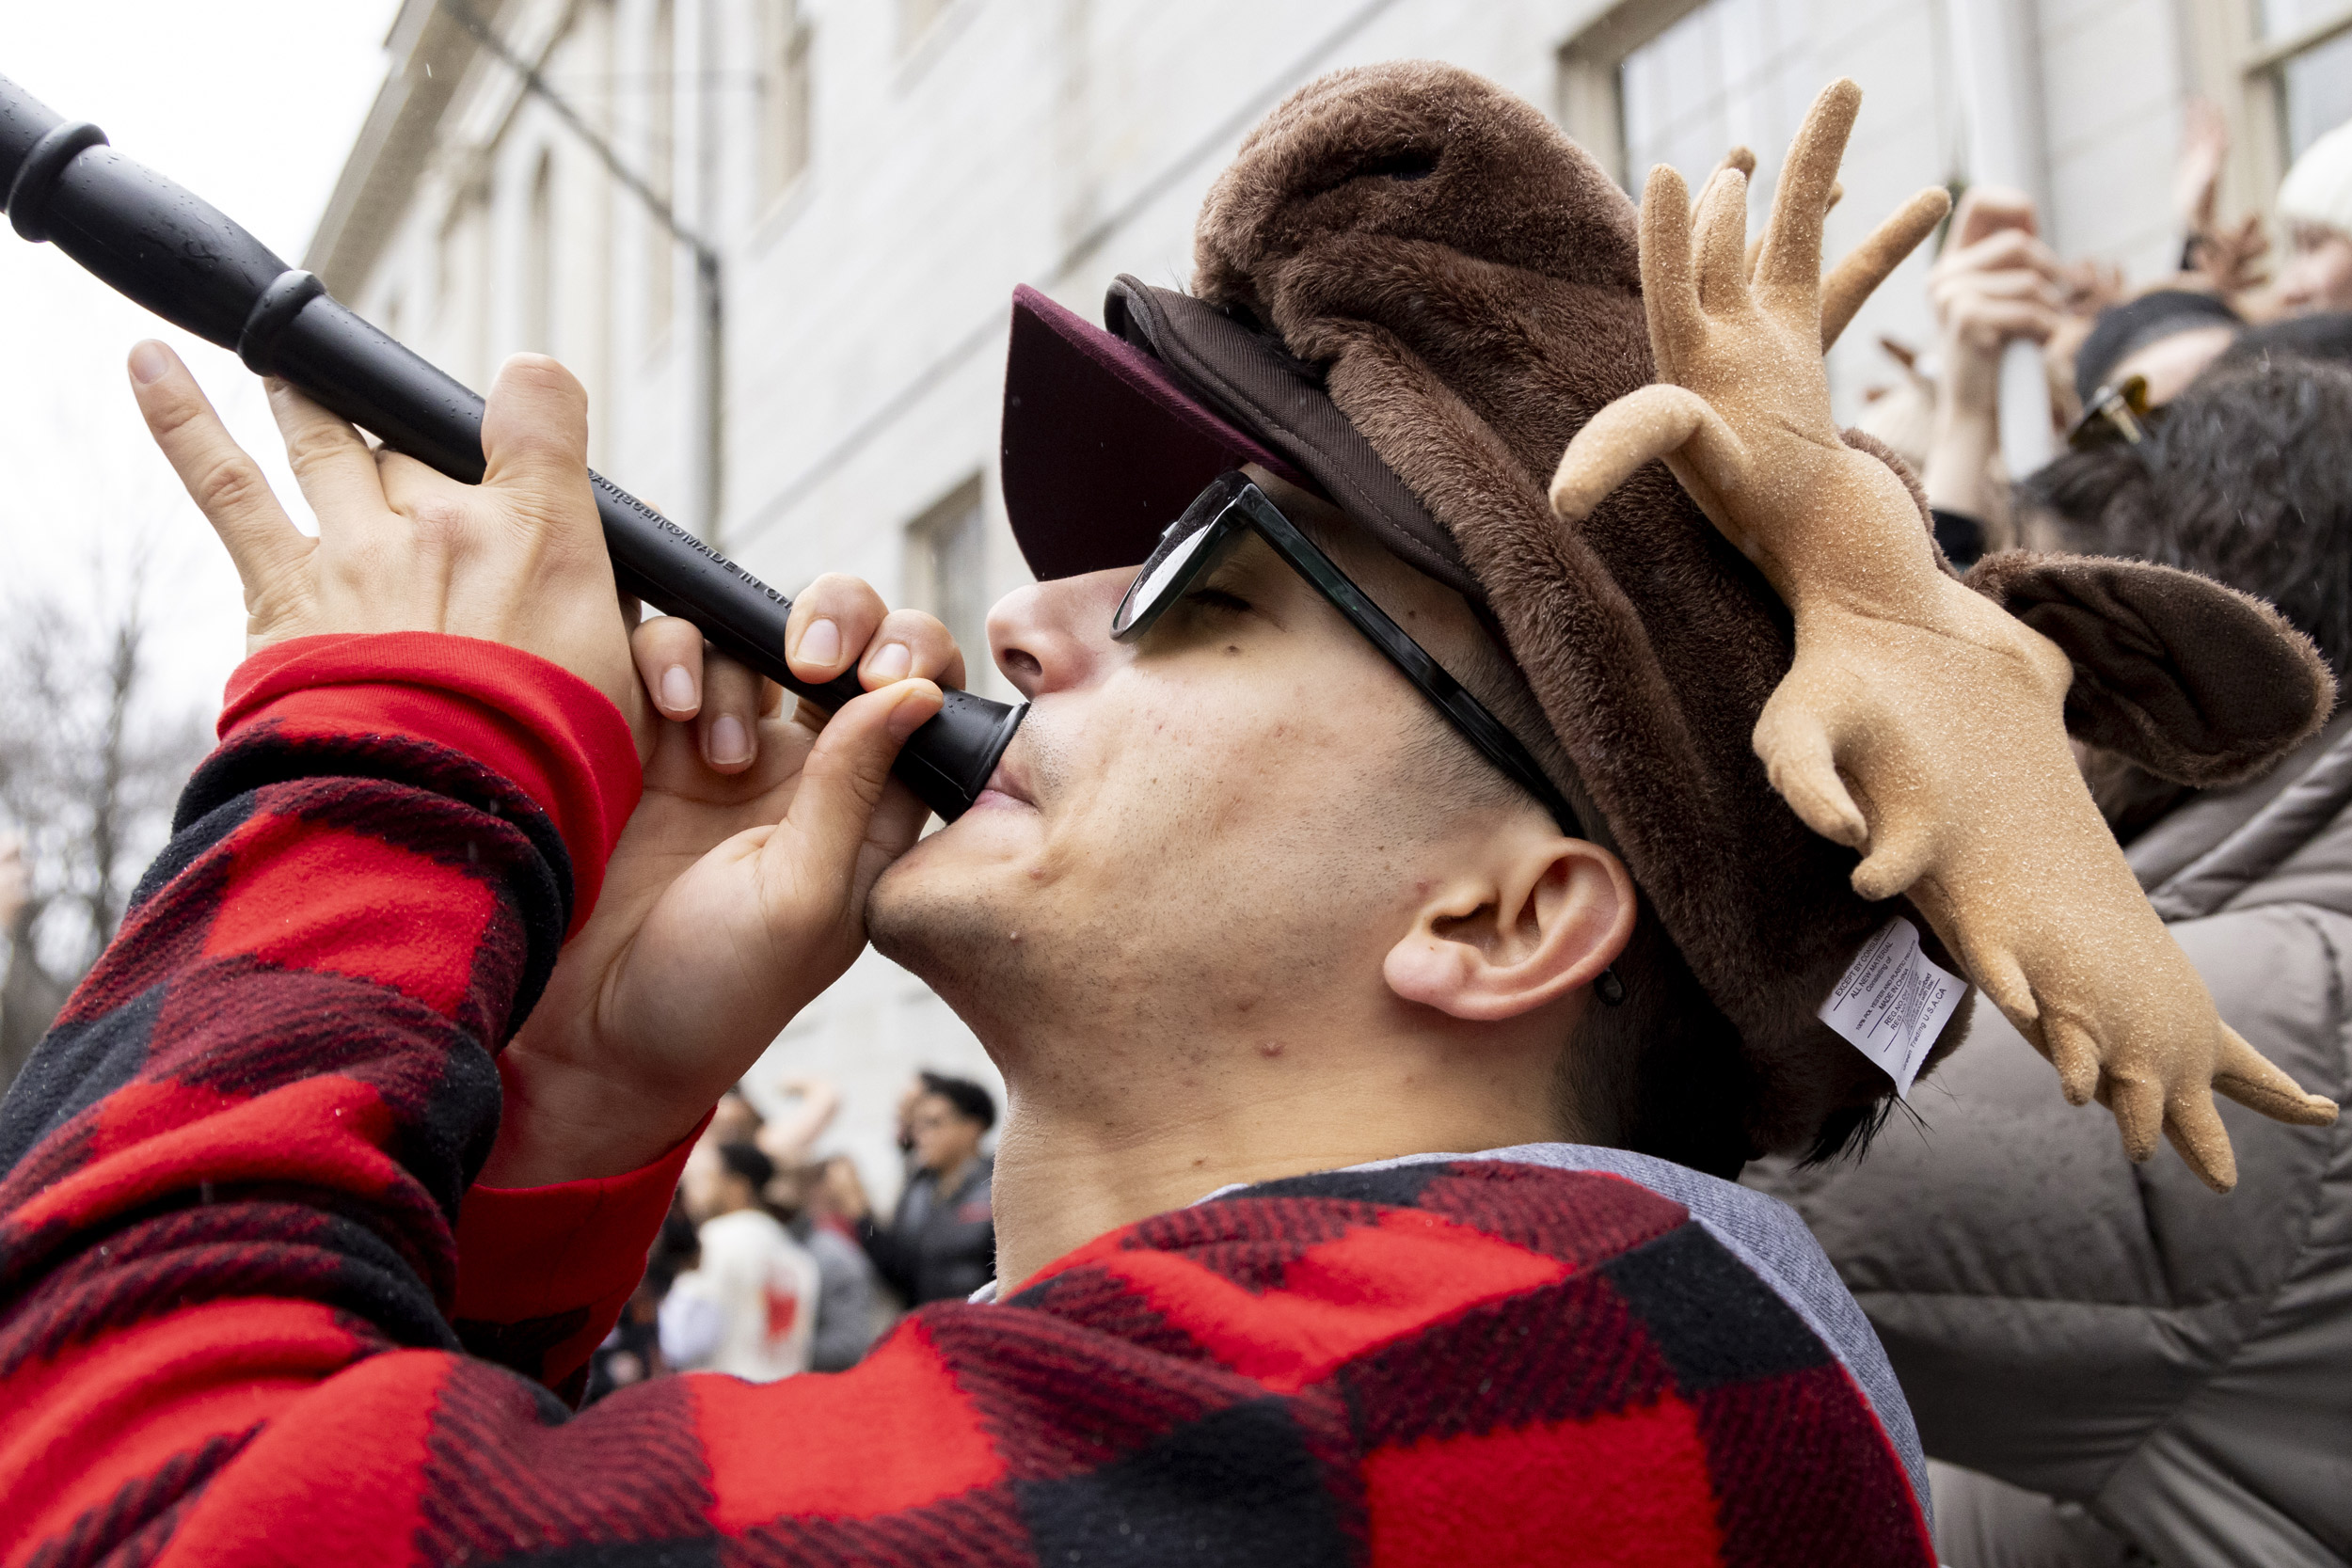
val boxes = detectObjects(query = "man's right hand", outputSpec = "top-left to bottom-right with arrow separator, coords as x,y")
133,341 -> 954,1188
129,341 -> 650,745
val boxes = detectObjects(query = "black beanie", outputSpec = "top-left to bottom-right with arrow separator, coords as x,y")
2075,289 -> 2242,406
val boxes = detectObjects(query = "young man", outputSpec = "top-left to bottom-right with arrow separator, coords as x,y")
661,1141 -> 820,1382
0,65 -> 1948,1563
851,1072 -> 996,1307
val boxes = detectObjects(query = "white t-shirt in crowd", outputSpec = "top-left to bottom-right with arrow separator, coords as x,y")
660,1208 -> 820,1383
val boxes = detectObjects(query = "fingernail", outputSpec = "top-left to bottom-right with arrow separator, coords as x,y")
888,689 -> 933,741
660,664 -> 696,712
129,341 -> 171,385
709,714 -> 751,765
867,642 -> 912,683
797,618 -> 840,667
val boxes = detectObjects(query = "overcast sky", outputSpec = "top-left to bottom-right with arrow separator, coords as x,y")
1,3 -> 401,718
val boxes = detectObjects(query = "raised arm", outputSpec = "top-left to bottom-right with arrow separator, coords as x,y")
0,344 -> 955,1560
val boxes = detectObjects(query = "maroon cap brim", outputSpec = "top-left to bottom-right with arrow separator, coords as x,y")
1000,285 -> 1304,581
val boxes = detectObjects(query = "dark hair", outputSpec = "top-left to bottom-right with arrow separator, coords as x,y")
716,1141 -> 775,1194
2028,356 -> 2352,673
2024,356 -> 2352,834
2074,289 -> 2242,407
645,1197 -> 701,1293
918,1072 -> 996,1132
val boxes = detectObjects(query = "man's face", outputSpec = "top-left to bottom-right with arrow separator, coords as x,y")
2278,223 -> 2352,315
909,1093 -> 984,1175
867,476 -> 1534,1081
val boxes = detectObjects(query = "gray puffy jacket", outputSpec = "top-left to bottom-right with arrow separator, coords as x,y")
1756,711 -> 2352,1566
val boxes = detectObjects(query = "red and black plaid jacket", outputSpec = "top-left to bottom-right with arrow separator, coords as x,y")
0,633 -> 1932,1566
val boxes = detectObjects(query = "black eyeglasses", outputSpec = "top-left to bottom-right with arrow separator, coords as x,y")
1112,473 -> 1625,1006
1113,471 -> 1585,839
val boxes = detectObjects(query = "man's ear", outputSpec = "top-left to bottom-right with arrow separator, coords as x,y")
1966,550 -> 2337,785
1382,836 -> 1636,1022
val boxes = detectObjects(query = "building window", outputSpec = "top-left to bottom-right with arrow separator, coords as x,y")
2183,0 -> 2352,226
1560,0 -> 1814,218
2253,0 -> 2352,165
525,149 -> 556,355
645,0 -> 676,344
904,477 -> 989,673
760,0 -> 813,204
437,188 -> 490,388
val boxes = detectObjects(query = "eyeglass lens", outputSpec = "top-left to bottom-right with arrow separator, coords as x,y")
1112,506 -> 1239,637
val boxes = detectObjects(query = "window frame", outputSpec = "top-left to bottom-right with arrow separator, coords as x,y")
758,0 -> 815,212
1556,0 -> 1714,193
2181,0 -> 2352,228
902,475 -> 992,682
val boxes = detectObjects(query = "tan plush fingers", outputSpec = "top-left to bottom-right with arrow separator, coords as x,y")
1742,179 -> 1843,277
1820,186 -> 1952,350
1693,166 -> 1753,315
2212,1026 -> 2341,1123
1951,924 -> 2040,1034
1638,165 -> 1701,377
1849,806 -> 1937,900
1547,384 -> 1745,522
1751,684 -> 1868,847
2105,1069 -> 2166,1162
2031,1009 -> 2101,1107
1753,79 -> 1861,308
2162,1086 -> 2237,1192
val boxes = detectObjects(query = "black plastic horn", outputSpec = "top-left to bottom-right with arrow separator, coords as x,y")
0,73 -> 1024,820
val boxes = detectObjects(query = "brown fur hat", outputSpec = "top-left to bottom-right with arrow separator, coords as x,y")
1190,60 -> 1957,1157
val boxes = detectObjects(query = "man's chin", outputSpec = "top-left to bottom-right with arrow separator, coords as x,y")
867,830 -> 1018,987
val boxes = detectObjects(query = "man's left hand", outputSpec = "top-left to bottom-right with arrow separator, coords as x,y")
480,575 -> 959,1187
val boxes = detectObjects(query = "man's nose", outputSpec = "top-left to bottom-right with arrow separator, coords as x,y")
984,568 -> 1131,700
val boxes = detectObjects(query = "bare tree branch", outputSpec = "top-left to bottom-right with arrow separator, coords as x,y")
0,556 -> 208,1093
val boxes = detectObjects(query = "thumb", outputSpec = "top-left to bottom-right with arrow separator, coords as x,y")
776,679 -> 946,884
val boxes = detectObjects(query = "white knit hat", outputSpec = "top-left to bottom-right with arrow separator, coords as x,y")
2279,118 -> 2352,237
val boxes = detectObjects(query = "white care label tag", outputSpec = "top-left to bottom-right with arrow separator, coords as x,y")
1818,916 -> 1964,1098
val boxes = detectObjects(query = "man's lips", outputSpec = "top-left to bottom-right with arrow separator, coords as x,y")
976,759 -> 1037,810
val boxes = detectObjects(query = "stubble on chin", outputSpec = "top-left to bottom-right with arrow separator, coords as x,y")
866,853 -> 1036,1038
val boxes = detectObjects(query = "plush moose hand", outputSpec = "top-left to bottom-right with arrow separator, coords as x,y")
1548,79 -> 2337,1191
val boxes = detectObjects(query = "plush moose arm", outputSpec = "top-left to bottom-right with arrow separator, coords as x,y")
1548,79 -> 2337,1191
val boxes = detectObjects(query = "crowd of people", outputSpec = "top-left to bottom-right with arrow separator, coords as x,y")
584,1070 -> 999,1396
4,59 -> 2351,1568
1760,108 -> 2352,1566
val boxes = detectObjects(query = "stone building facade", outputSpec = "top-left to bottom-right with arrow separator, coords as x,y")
310,0 -> 2345,1194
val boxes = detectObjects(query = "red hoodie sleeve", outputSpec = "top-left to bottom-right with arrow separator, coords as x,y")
0,630 -> 1931,1568
0,633 -> 642,1560
450,1117 -> 702,1397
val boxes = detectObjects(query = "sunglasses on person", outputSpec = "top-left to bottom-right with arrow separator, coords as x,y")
1114,470 -> 1581,832
1112,471 -> 1627,1006
2066,372 -> 2161,451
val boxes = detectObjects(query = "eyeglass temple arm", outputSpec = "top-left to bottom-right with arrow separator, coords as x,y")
1233,488 -> 1585,839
